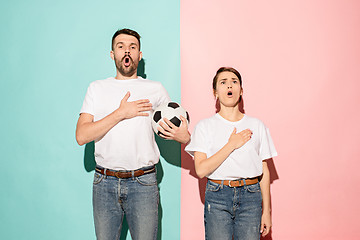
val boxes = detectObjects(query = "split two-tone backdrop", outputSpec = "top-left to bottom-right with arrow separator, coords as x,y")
1,0 -> 359,239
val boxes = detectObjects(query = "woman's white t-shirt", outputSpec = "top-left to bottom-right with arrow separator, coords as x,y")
185,114 -> 277,180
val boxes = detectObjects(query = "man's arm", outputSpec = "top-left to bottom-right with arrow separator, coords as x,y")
76,91 -> 152,146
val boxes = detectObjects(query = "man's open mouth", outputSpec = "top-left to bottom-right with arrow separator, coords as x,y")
124,56 -> 131,67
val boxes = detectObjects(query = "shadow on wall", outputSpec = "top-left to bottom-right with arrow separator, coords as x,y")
182,96 -> 279,240
137,59 -> 147,79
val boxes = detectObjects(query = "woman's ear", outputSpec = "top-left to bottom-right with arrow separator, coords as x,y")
213,90 -> 218,99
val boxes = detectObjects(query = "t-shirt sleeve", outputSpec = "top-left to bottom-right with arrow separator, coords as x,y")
156,83 -> 171,107
259,122 -> 278,160
80,83 -> 95,116
185,121 -> 209,157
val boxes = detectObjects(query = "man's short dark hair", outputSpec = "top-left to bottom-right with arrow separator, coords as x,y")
111,28 -> 141,50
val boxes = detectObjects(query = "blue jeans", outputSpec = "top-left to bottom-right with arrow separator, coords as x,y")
93,166 -> 159,240
204,180 -> 262,240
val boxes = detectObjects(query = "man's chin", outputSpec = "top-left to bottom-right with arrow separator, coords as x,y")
119,67 -> 137,77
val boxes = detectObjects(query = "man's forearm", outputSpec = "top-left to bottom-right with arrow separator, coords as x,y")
76,110 -> 124,146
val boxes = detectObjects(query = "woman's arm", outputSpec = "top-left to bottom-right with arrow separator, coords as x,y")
260,159 -> 272,237
193,128 -> 252,178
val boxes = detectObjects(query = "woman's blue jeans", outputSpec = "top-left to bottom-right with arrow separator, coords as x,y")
92,168 -> 159,240
204,180 -> 262,240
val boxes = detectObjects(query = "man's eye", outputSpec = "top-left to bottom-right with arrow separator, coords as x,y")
131,46 -> 136,49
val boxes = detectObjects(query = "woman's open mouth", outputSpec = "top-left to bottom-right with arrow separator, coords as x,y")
227,91 -> 233,96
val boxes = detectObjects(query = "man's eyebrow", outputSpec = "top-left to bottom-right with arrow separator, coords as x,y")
115,42 -> 138,46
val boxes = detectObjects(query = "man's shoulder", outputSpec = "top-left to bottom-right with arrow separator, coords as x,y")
88,77 -> 114,87
137,77 -> 163,86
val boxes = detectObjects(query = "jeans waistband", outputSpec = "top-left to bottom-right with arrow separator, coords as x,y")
95,165 -> 156,179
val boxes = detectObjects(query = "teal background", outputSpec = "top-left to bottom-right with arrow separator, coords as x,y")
0,0 -> 180,239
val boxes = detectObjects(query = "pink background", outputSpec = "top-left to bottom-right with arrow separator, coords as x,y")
180,0 -> 360,239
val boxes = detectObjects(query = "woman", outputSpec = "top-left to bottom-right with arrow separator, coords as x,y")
185,67 -> 277,240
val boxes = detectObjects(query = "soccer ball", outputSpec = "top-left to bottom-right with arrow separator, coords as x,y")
152,102 -> 190,137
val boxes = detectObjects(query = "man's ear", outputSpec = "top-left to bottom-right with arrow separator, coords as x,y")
110,51 -> 115,60
139,51 -> 143,61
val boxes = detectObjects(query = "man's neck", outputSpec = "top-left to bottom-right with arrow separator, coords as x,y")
115,73 -> 138,80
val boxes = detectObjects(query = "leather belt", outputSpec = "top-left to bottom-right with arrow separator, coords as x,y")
210,178 -> 258,187
95,166 -> 155,179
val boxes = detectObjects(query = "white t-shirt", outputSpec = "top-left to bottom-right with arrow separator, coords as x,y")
80,77 -> 170,170
185,114 -> 277,180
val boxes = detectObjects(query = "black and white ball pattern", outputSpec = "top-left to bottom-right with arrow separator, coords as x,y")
152,102 -> 190,137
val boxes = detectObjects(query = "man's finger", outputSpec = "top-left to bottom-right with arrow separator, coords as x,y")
179,116 -> 188,127
135,99 -> 150,104
159,121 -> 173,132
139,106 -> 152,112
121,91 -> 131,102
137,112 -> 149,116
164,118 -> 177,129
157,126 -> 173,137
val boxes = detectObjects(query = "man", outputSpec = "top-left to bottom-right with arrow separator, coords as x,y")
76,28 -> 190,240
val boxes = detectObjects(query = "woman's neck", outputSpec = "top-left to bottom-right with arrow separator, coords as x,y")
218,106 -> 244,122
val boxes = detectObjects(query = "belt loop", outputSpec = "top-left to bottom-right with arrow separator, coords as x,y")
221,180 -> 224,188
242,179 -> 246,186
131,170 -> 135,180
104,169 -> 107,179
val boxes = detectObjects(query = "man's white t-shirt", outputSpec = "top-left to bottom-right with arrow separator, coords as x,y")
80,77 -> 170,170
185,114 -> 277,180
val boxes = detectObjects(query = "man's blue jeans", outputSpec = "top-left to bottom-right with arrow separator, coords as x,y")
93,166 -> 159,240
204,180 -> 262,240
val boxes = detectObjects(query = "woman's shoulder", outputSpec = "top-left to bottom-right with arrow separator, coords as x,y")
193,114 -> 219,129
243,115 -> 269,130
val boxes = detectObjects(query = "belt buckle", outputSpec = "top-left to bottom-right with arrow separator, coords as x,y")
229,180 -> 234,187
229,180 -> 240,187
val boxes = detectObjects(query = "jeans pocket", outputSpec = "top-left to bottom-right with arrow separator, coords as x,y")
246,182 -> 261,193
93,172 -> 104,185
136,173 -> 157,186
206,180 -> 221,192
